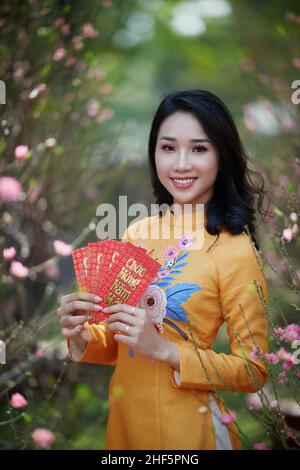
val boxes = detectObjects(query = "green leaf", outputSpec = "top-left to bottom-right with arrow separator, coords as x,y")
0,138 -> 5,156
22,412 -> 32,423
76,383 -> 92,401
53,145 -> 64,156
37,27 -> 51,38
274,207 -> 283,217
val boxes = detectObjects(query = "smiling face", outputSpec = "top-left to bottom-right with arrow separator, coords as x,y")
154,111 -> 220,209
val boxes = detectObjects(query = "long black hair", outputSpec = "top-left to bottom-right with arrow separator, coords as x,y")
148,89 -> 273,251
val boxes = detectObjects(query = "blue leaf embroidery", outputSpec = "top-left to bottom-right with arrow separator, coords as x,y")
165,283 -> 202,322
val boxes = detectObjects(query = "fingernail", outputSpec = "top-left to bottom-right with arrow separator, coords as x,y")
93,295 -> 102,301
102,307 -> 109,312
94,305 -> 103,310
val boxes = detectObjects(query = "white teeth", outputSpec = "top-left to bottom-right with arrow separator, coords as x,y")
173,178 -> 195,184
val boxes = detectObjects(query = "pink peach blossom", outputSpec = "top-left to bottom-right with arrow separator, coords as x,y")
282,228 -> 293,242
14,145 -> 29,160
10,392 -> 28,409
53,47 -> 66,61
32,428 -> 55,448
293,58 -> 300,70
3,246 -> 16,260
10,261 -> 29,279
43,260 -> 59,279
35,348 -> 45,358
253,443 -> 270,450
246,393 -> 263,410
264,352 -> 279,364
86,99 -> 100,117
53,240 -> 72,256
0,176 -> 22,203
82,23 -> 98,38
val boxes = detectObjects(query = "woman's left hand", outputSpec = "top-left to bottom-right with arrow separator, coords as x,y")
103,303 -> 167,361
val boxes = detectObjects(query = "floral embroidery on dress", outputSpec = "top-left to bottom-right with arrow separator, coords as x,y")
128,234 -> 202,361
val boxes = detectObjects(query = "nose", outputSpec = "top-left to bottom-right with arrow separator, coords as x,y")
173,149 -> 192,171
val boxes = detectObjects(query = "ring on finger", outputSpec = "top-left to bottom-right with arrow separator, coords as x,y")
125,325 -> 130,335
130,306 -> 135,315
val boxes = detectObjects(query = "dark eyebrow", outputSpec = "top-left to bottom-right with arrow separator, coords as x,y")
159,136 -> 210,143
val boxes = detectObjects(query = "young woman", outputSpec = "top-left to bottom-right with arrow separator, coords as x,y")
57,89 -> 272,450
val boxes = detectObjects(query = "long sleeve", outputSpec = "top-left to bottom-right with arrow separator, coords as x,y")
170,232 -> 270,393
67,226 -> 133,365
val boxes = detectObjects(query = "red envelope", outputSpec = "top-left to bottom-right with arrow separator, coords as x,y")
72,240 -> 162,323
71,246 -> 90,292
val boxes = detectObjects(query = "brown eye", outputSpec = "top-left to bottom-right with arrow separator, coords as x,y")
193,145 -> 207,153
162,145 -> 174,152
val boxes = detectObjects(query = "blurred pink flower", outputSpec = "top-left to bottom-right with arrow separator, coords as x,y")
101,0 -> 113,7
61,24 -> 70,35
53,47 -> 66,61
72,35 -> 84,50
43,260 -> 60,279
277,370 -> 287,384
281,228 -> 293,242
10,261 -> 29,279
53,240 -> 72,256
286,11 -> 300,25
82,23 -> 98,38
253,443 -> 270,450
27,183 -> 41,204
264,352 -> 279,364
100,84 -> 113,94
219,410 -> 236,425
276,347 -> 294,363
53,17 -> 64,28
246,393 -> 263,410
65,56 -> 77,67
86,99 -> 100,117
293,58 -> 300,69
35,348 -> 45,358
278,324 -> 300,342
32,428 -> 55,448
96,108 -> 114,122
10,392 -> 28,409
3,246 -> 16,260
0,176 -> 22,203
14,145 -> 29,160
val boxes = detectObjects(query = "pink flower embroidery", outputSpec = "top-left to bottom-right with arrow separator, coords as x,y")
163,246 -> 178,259
178,235 -> 193,250
138,284 -> 167,324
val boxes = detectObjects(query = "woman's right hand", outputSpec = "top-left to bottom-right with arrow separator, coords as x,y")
57,292 -> 102,345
